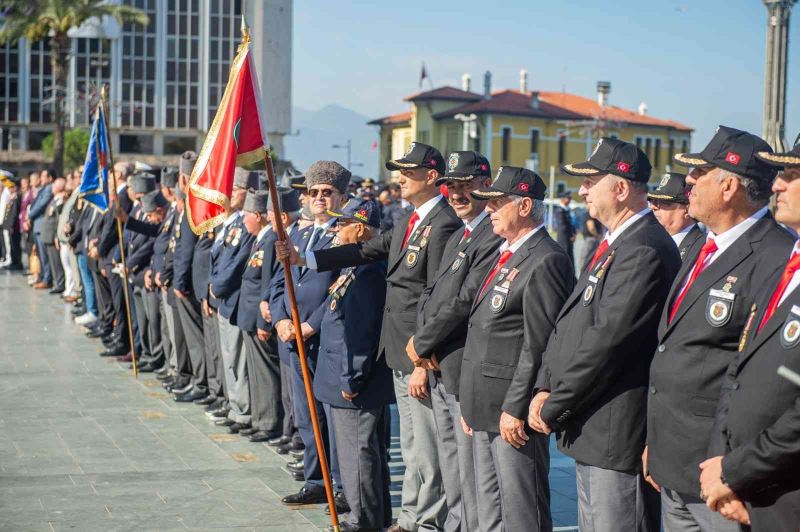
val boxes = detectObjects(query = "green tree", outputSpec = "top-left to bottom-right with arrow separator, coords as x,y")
0,1 -> 148,175
42,128 -> 91,174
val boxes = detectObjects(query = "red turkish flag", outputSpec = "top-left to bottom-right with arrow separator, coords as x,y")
187,36 -> 268,234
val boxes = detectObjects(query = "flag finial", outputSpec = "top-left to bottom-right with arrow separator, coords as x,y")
240,14 -> 250,44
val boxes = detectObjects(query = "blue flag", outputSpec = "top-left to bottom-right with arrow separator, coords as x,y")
79,106 -> 110,212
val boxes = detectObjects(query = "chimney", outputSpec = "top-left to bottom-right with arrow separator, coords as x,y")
520,68 -> 528,93
638,102 -> 648,115
484,70 -> 492,99
530,91 -> 540,109
597,81 -> 611,107
461,73 -> 471,92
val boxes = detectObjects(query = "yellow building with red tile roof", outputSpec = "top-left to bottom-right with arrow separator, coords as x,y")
369,83 -> 693,193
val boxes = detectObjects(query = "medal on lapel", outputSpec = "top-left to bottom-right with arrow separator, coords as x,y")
584,252 -> 615,306
248,250 -> 264,268
489,268 -> 517,313
496,267 -> 510,284
780,305 -> 800,349
231,227 -> 242,247
419,226 -> 432,248
451,251 -> 466,272
738,304 -> 757,352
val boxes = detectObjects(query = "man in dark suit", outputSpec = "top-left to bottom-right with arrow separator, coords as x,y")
29,168 -> 54,288
238,189 -> 296,443
38,177 -> 66,293
300,198 -> 394,532
407,150 -> 500,532
296,143 -> 462,531
648,172 -> 705,260
530,138 -> 681,532
645,126 -> 795,531
699,133 -> 800,531
459,167 -> 573,532
273,161 -> 349,505
555,191 -> 576,264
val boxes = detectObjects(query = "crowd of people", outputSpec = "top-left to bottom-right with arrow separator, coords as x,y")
1,125 -> 799,532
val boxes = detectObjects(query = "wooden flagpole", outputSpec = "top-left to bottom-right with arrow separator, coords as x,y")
100,85 -> 138,378
262,149 -> 340,531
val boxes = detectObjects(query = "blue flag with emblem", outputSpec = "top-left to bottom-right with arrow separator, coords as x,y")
79,105 -> 111,213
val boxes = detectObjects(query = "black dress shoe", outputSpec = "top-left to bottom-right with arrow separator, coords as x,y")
268,435 -> 291,447
324,491 -> 351,515
138,362 -> 163,373
101,334 -> 119,346
228,422 -> 250,434
277,440 -> 305,454
206,406 -> 229,418
291,471 -> 305,482
49,287 -> 64,294
287,460 -> 304,472
154,365 -> 169,375
215,418 -> 235,427
289,448 -> 305,459
239,426 -> 259,436
100,343 -> 128,357
86,327 -> 110,338
171,382 -> 193,395
281,485 -> 326,506
174,390 -> 208,403
249,431 -> 282,442
156,371 -> 172,381
194,394 -> 218,406
205,398 -> 226,412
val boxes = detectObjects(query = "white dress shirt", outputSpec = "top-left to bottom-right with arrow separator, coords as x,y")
604,207 -> 651,245
498,225 -> 544,254
672,223 -> 697,248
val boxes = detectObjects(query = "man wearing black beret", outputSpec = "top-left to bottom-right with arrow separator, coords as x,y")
530,137 -> 681,531
648,172 -> 705,260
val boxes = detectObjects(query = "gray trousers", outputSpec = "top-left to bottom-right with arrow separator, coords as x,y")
203,311 -> 224,399
576,462 -> 660,532
331,406 -> 392,530
132,286 -> 151,359
143,289 -> 164,363
242,331 -> 282,433
218,314 -> 250,424
176,296 -> 207,394
473,430 -> 550,532
157,291 -> 173,369
280,360 -> 296,439
393,370 -> 448,532
430,374 -> 478,532
661,487 -> 740,532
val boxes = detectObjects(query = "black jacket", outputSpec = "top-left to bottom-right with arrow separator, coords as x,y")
460,229 -> 574,432
647,213 -> 794,494
709,262 -> 800,531
677,223 -> 706,261
538,212 -> 681,472
415,214 -> 502,394
313,197 -> 462,373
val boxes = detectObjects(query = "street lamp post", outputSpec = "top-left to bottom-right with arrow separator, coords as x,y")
332,140 -> 352,170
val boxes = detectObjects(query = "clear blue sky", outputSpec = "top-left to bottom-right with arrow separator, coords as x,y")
293,0 -> 799,150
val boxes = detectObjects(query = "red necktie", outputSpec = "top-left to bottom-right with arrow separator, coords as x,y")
668,238 -> 718,323
479,250 -> 513,298
758,250 -> 800,332
461,227 -> 471,242
402,211 -> 419,248
587,239 -> 609,271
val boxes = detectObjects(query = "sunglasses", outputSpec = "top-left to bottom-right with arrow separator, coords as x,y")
308,188 -> 336,198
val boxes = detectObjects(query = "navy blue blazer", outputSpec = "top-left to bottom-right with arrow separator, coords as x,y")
209,214 -> 256,323
314,262 -> 395,410
238,229 -> 280,334
192,230 -> 214,302
172,209 -> 197,295
149,205 -> 176,279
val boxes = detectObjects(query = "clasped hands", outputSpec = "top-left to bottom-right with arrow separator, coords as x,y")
698,456 -> 750,525
275,319 -> 314,343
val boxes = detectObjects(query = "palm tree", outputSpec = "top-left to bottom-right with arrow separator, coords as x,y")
0,1 -> 148,175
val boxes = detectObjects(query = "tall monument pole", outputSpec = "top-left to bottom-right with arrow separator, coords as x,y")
763,0 -> 797,151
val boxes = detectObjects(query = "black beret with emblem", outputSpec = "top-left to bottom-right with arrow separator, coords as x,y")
161,167 -> 179,188
243,190 -> 270,214
233,167 -> 260,190
436,150 -> 492,186
179,150 -> 197,175
327,197 -> 380,228
129,172 -> 157,194
140,190 -> 169,213
563,137 -> 651,183
386,142 -> 446,175
674,125 -> 777,183
471,166 -> 546,200
756,132 -> 800,168
648,173 -> 690,204
267,186 -> 301,213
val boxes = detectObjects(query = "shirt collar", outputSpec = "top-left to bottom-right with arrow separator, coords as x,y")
314,218 -> 336,231
465,209 -> 489,232
223,210 -> 242,227
499,225 -> 544,254
256,224 -> 271,242
672,223 -> 696,247
605,207 -> 651,245
707,206 -> 768,250
414,195 -> 443,222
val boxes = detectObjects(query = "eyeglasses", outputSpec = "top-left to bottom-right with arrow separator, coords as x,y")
308,188 -> 335,198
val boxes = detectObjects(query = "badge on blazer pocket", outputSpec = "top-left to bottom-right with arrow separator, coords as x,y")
406,245 -> 420,268
582,275 -> 599,306
780,305 -> 800,349
451,251 -> 466,273
706,289 -> 735,327
489,286 -> 507,313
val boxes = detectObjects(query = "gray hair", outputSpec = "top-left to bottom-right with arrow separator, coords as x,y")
715,169 -> 771,205
612,174 -> 649,194
512,196 -> 546,224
